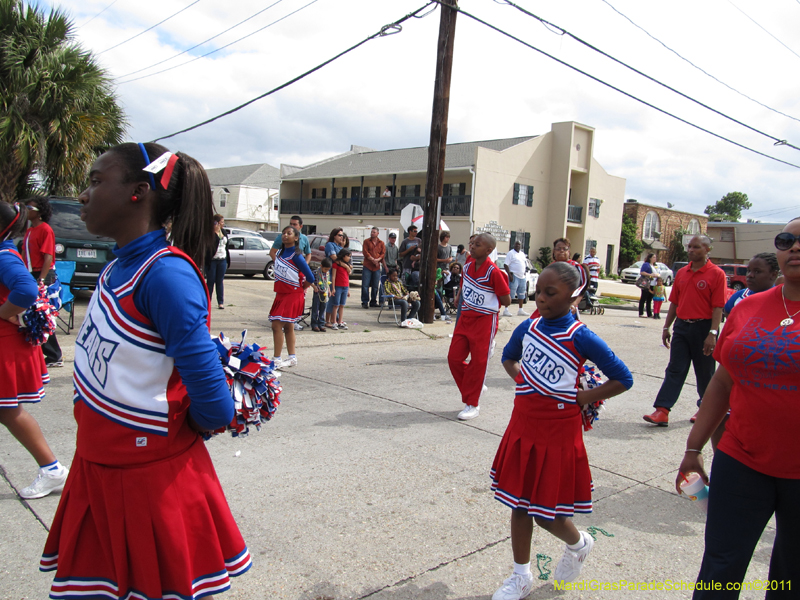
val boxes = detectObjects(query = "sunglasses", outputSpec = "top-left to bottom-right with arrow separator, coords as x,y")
774,232 -> 800,251
26,206 -> 40,212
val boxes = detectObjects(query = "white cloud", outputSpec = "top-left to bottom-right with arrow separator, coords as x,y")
43,0 -> 800,221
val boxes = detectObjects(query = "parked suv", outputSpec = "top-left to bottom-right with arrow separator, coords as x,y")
48,197 -> 116,289
307,234 -> 363,276
718,264 -> 748,290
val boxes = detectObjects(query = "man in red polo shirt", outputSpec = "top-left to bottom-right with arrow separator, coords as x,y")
361,227 -> 385,308
644,235 -> 726,426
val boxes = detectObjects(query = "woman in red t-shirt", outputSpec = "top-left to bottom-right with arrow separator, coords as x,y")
677,217 -> 800,598
22,195 -> 62,367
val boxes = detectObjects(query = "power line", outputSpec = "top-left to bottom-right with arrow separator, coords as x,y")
446,2 -> 800,169
497,0 -> 800,152
597,0 -> 800,124
728,0 -> 800,62
116,0 -> 288,80
98,0 -> 200,55
118,0 -> 321,85
78,0 -> 121,28
150,2 -> 434,143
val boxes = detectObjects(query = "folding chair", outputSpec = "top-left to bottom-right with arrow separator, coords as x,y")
54,260 -> 76,334
377,273 -> 401,325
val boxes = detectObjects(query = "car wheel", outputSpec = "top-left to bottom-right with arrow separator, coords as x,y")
732,281 -> 744,291
264,262 -> 275,280
665,277 -> 672,286
243,273 -> 256,279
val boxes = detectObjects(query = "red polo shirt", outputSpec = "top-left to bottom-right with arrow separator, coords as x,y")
668,260 -> 727,320
362,237 -> 385,272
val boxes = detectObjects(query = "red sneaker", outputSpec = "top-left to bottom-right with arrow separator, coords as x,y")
690,411 -> 699,423
643,407 -> 669,427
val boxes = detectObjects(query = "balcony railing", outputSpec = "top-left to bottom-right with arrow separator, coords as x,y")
567,205 -> 583,223
280,195 -> 471,217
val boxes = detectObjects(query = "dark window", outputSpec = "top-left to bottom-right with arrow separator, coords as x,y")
228,238 -> 244,250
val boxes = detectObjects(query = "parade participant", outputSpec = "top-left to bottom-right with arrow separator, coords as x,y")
491,262 -> 633,599
269,225 -> 314,367
22,195 -> 62,366
447,233 -> 511,420
644,235 -> 726,426
40,142 -> 250,599
723,252 -> 779,316
676,219 -> 800,599
0,202 -> 69,500
207,214 -> 228,309
269,215 -> 311,263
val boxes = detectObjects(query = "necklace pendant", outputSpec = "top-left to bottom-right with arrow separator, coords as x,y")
780,318 -> 794,327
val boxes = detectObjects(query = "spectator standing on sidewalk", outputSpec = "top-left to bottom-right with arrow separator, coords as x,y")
206,214 -> 228,309
644,235 -> 726,427
22,195 -> 62,367
502,240 -> 529,317
361,227 -> 385,308
399,225 -> 422,275
384,232 -> 400,273
638,253 -> 657,318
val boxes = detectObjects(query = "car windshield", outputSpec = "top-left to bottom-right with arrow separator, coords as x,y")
50,200 -> 114,242
347,239 -> 363,252
629,261 -> 644,269
495,255 -> 506,268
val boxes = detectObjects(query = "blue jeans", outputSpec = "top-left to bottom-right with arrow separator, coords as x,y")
361,268 -> 381,305
388,298 -> 420,321
206,259 -> 227,305
311,293 -> 327,328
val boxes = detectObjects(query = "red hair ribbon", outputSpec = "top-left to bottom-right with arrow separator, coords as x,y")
160,154 -> 180,190
0,203 -> 21,241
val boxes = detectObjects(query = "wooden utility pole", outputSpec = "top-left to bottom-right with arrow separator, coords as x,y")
420,0 -> 458,324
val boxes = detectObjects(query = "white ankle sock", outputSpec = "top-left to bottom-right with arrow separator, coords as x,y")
567,535 -> 585,550
288,354 -> 296,360
41,460 -> 61,472
513,561 -> 531,576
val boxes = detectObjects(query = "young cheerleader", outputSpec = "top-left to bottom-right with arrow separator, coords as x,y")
269,224 -> 314,367
327,247 -> 352,330
0,202 -> 69,500
40,142 -> 250,599
491,261 -> 633,599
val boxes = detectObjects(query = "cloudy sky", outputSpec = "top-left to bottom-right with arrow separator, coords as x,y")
43,0 -> 800,221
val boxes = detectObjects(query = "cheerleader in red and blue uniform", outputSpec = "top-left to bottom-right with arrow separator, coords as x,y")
0,202 -> 69,500
269,225 -> 314,368
40,143 -> 250,600
490,261 -> 633,600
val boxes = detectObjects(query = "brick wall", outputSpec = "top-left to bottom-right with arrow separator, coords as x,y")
623,202 -> 707,265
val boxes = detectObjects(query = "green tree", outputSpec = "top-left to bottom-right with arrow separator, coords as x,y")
668,227 -> 689,265
619,214 -> 643,265
535,246 -> 551,271
0,0 -> 126,203
704,191 -> 752,222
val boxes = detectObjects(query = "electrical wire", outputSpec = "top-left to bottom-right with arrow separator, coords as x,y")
597,0 -> 800,124
98,0 -> 200,55
118,0 -> 319,85
116,0 -> 288,80
728,0 -> 800,62
78,0 -> 121,28
150,2 -> 434,143
496,0 -> 800,151
445,2 -> 800,169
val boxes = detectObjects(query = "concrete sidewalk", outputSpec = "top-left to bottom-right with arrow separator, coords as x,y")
0,276 -> 773,600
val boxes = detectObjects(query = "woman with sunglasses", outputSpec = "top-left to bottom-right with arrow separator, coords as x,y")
676,219 -> 800,598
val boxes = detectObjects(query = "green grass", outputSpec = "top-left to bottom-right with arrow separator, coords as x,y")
598,296 -> 628,305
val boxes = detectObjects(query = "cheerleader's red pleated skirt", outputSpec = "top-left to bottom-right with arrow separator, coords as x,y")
491,396 -> 593,520
0,325 -> 49,408
41,437 -> 250,599
268,291 -> 305,322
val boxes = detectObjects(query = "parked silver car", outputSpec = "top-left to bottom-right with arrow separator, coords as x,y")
621,261 -> 674,286
226,235 -> 275,279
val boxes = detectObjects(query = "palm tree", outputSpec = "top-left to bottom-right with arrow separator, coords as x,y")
0,0 -> 126,203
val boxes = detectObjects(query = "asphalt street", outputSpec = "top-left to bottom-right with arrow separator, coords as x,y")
0,276 -> 773,600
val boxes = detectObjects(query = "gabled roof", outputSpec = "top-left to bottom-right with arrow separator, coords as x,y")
281,136 -> 536,180
205,163 -> 280,189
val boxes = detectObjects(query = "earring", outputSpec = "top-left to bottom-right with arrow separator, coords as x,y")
131,195 -> 138,202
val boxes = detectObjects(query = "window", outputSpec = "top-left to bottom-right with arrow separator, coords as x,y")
643,211 -> 660,240
227,237 -> 244,250
584,239 -> 597,256
687,218 -> 700,234
720,229 -> 735,242
446,183 -> 466,197
245,237 -> 266,250
364,186 -> 379,198
219,191 -> 228,208
311,188 -> 327,199
332,187 -> 348,199
400,185 -> 421,198
513,183 -> 534,207
588,198 -> 602,218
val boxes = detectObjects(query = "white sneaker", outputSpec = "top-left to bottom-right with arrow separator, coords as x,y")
283,356 -> 298,368
553,531 -> 594,584
502,308 -> 513,317
293,323 -> 303,331
272,357 -> 283,369
439,314 -> 451,321
329,323 -> 338,330
19,465 -> 69,499
492,572 -> 534,600
517,308 -> 530,316
457,404 -> 480,420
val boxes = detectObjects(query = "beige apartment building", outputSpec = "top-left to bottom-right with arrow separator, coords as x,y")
279,121 -> 626,274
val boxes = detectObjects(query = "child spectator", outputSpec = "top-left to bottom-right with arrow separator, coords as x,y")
491,262 -> 632,598
327,248 -> 352,330
311,258 -> 332,332
384,268 -> 420,322
652,277 -> 666,320
447,233 -> 511,420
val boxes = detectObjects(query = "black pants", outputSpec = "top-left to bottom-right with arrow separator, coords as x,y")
32,270 -> 62,363
694,450 -> 800,599
654,319 -> 715,410
639,287 -> 653,317
206,259 -> 227,305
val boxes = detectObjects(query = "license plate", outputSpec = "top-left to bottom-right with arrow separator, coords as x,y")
77,249 -> 97,259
